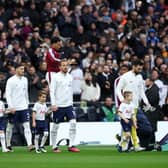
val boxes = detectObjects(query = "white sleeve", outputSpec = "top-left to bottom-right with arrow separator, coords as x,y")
50,76 -> 57,106
5,79 -> 13,109
118,103 -> 124,113
25,78 -> 30,105
95,83 -> 101,100
140,77 -> 149,105
116,76 -> 125,102
32,103 -> 37,112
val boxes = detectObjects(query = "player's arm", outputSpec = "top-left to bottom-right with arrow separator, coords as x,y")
32,111 -> 36,128
25,78 -> 30,105
5,79 -> 16,113
50,76 -> 58,112
47,49 -> 61,63
46,106 -> 52,114
140,76 -> 149,105
116,76 -> 125,102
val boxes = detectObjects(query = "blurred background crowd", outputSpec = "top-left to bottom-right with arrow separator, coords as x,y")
0,0 -> 168,122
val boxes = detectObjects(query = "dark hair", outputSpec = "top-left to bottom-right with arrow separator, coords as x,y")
119,64 -> 129,70
132,59 -> 143,66
14,63 -> 24,69
51,37 -> 61,44
85,73 -> 97,87
38,90 -> 47,98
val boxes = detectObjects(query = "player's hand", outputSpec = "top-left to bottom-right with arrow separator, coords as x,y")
143,104 -> 156,112
9,108 -> 16,114
124,119 -> 129,124
32,121 -> 36,128
51,105 -> 58,112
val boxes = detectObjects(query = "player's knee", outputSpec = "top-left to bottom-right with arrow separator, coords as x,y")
125,132 -> 131,139
52,123 -> 59,131
44,131 -> 49,137
69,119 -> 76,130
35,134 -> 40,139
6,123 -> 14,131
23,122 -> 31,132
51,123 -> 59,135
69,119 -> 76,133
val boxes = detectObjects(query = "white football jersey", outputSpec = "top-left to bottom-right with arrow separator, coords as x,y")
32,102 -> 48,121
118,102 -> 135,119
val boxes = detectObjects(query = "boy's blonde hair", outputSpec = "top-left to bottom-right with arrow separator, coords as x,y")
123,91 -> 132,98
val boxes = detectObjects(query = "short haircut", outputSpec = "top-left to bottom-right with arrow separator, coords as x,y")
38,90 -> 47,97
132,59 -> 143,66
123,91 -> 132,98
14,63 -> 24,69
51,37 -> 61,44
119,64 -> 129,70
60,58 -> 68,64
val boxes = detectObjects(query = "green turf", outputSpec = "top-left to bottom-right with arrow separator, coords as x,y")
0,146 -> 167,168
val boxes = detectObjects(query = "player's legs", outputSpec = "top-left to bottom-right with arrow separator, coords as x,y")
23,122 -> 32,147
6,122 -> 14,149
119,119 -> 132,152
0,118 -> 9,152
66,106 -> 80,152
131,108 -> 145,151
69,119 -> 76,147
120,131 -> 131,151
0,130 -> 9,152
51,122 -> 60,151
21,109 -> 33,149
40,131 -> 48,151
40,121 -> 49,151
51,108 -> 66,152
34,134 -> 40,153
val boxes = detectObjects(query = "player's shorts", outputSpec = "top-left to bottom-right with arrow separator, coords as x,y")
53,106 -> 76,123
0,117 -> 5,131
34,120 -> 48,135
120,119 -> 132,132
8,109 -> 30,124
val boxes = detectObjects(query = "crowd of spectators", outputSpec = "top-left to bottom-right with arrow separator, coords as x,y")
0,0 -> 168,121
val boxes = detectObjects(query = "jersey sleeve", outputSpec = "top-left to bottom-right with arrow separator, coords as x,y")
118,103 -> 124,113
32,103 -> 38,112
116,76 -> 125,102
5,79 -> 14,109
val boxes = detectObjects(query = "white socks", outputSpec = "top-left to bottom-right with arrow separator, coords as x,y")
51,123 -> 59,149
34,134 -> 40,150
23,122 -> 32,146
6,122 -> 14,147
0,132 -> 7,152
40,131 -> 48,147
69,119 -> 76,147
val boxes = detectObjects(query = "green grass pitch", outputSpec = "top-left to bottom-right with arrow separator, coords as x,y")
0,146 -> 167,168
